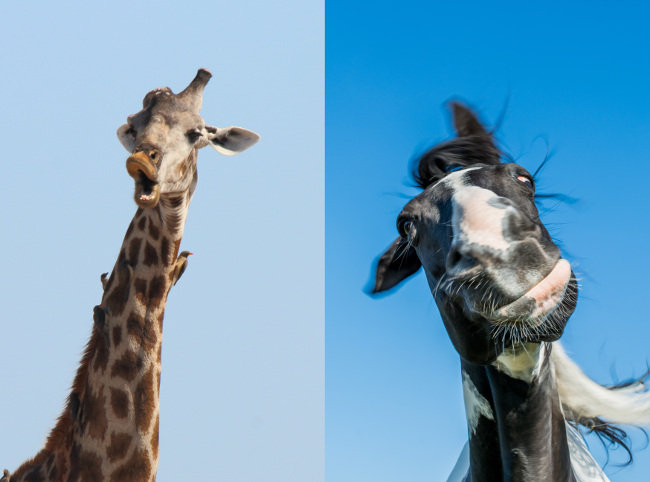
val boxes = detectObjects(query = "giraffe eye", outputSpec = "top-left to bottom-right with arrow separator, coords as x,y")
187,129 -> 202,143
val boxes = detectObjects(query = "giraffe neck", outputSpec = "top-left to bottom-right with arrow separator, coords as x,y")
11,192 -> 192,482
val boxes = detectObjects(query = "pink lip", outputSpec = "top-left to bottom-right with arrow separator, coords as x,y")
491,259 -> 572,325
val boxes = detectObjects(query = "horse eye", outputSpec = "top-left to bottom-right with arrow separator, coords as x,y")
517,175 -> 533,188
398,220 -> 413,237
444,165 -> 464,173
187,129 -> 202,143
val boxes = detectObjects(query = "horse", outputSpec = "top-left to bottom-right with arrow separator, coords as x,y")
371,102 -> 650,481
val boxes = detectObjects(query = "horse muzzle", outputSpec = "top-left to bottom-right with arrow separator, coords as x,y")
488,259 -> 573,327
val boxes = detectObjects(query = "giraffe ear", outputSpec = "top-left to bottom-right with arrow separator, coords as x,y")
204,126 -> 260,156
116,124 -> 136,152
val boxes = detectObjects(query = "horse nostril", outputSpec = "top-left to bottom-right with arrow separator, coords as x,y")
446,246 -> 478,274
446,247 -> 463,271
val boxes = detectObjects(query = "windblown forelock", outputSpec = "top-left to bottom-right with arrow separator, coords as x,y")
411,135 -> 502,189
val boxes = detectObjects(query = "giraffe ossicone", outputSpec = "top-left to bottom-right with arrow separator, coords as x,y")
8,69 -> 259,482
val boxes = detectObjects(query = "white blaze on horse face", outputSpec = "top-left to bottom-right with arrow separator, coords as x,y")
440,167 -> 510,254
451,186 -> 510,252
462,370 -> 494,437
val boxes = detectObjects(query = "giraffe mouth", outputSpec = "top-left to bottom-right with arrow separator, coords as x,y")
134,171 -> 160,208
126,153 -> 161,208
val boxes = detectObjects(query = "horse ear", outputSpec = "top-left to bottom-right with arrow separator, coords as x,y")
370,237 -> 422,294
449,101 -> 490,137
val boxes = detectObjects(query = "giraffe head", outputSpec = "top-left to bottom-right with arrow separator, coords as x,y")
117,68 -> 260,208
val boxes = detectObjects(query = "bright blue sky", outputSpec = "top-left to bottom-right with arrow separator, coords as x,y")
327,2 -> 650,481
0,2 -> 322,481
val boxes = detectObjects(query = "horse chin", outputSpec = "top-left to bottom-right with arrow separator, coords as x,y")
484,259 -> 572,325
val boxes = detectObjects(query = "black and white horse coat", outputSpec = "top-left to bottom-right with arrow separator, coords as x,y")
372,103 -> 650,481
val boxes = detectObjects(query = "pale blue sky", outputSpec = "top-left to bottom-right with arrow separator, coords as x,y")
0,2 -> 323,481
327,1 -> 650,481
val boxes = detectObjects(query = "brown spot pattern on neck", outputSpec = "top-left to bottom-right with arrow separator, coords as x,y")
12,183 -> 193,481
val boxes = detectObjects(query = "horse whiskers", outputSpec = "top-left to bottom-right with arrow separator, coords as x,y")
488,294 -> 573,347
432,274 -> 451,298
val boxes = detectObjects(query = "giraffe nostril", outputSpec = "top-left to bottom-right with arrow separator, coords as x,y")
134,144 -> 160,163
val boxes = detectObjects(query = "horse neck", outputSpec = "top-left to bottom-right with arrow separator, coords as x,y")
460,343 -> 574,482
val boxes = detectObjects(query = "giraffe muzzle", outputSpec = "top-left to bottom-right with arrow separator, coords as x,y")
126,151 -> 160,208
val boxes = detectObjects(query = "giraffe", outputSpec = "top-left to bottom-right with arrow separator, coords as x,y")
6,69 -> 259,482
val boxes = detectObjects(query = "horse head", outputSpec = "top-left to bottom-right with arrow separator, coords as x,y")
372,102 -> 578,365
